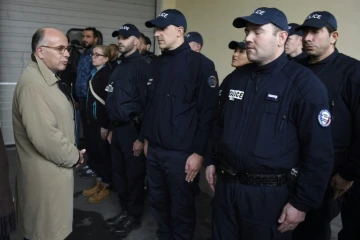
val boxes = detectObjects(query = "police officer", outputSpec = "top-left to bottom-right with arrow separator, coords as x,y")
205,7 -> 334,240
228,40 -> 251,68
102,23 -> 148,237
185,31 -> 203,52
143,9 -> 219,240
285,23 -> 307,61
293,11 -> 360,240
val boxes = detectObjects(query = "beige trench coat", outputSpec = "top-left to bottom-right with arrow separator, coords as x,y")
12,56 -> 79,240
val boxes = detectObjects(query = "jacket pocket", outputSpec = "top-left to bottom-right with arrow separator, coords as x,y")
254,101 -> 284,158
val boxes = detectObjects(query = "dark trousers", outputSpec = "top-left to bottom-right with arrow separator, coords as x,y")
147,144 -> 199,240
111,124 -> 146,217
338,181 -> 360,240
0,236 -> 10,240
212,175 -> 292,240
87,123 -> 111,183
79,98 -> 93,169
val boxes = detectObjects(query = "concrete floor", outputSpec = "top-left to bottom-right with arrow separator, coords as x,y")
6,147 -> 341,240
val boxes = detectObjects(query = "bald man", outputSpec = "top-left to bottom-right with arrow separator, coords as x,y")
12,28 -> 85,240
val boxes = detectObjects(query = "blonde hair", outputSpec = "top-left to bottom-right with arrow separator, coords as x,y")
94,45 -> 111,60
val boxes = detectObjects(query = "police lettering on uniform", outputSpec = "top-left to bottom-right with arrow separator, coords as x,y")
285,23 -> 307,61
205,7 -> 334,240
103,23 -> 149,237
293,11 -> 360,240
143,9 -> 219,240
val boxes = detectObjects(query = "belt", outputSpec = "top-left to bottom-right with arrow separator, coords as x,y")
219,169 -> 287,187
112,120 -> 133,127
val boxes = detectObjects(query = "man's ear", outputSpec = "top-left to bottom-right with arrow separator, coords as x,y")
134,37 -> 139,47
177,26 -> 185,37
196,43 -> 201,52
278,31 -> 288,47
36,47 -> 45,59
330,31 -> 339,45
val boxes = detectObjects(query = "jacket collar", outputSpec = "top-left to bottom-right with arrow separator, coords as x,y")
32,55 -> 59,86
161,41 -> 190,57
252,52 -> 288,77
305,48 -> 339,66
119,50 -> 140,62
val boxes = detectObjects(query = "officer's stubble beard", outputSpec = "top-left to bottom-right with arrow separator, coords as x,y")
119,38 -> 138,57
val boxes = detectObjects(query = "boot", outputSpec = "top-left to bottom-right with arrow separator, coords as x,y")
88,182 -> 109,203
82,181 -> 101,197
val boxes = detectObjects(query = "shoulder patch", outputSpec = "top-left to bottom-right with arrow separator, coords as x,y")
318,109 -> 331,127
208,75 -> 217,88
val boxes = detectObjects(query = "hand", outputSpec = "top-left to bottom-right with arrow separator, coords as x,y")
205,165 -> 217,192
100,127 -> 109,140
133,139 -> 144,157
107,131 -> 113,144
185,153 -> 204,182
75,149 -> 86,168
278,203 -> 306,233
144,139 -> 148,158
330,173 -> 354,199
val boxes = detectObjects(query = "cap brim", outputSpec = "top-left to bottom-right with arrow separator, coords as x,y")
233,15 -> 270,28
112,30 -> 132,38
228,41 -> 245,50
228,41 -> 238,50
295,19 -> 327,31
112,31 -> 119,37
289,31 -> 303,37
145,18 -> 169,28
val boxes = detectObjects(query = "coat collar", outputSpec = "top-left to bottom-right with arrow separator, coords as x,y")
32,55 -> 59,86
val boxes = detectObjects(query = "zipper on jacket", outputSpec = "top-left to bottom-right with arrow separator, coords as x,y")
278,113 -> 287,132
330,100 -> 335,110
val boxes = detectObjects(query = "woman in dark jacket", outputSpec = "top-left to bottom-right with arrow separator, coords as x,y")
0,127 -> 16,240
81,45 -> 112,204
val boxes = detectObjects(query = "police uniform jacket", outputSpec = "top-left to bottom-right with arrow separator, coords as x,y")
106,51 -> 148,127
142,42 -> 219,156
299,49 -> 360,181
218,53 -> 334,212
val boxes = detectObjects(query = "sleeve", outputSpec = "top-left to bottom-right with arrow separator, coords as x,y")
18,83 -> 79,168
289,81 -> 334,212
338,67 -> 360,181
204,74 -> 231,167
192,59 -> 219,157
97,70 -> 111,129
136,63 -> 150,143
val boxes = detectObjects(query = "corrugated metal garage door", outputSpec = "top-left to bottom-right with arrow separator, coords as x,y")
0,0 -> 156,145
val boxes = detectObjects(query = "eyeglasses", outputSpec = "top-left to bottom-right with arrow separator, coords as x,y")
40,45 -> 73,54
90,52 -> 105,58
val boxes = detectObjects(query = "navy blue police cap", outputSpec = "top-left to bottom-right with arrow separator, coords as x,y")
233,7 -> 288,32
185,32 -> 203,46
288,23 -> 303,36
296,11 -> 337,31
228,41 -> 246,50
145,9 -> 187,32
112,24 -> 140,38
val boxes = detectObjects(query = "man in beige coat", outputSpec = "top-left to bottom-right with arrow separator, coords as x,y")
12,28 -> 86,240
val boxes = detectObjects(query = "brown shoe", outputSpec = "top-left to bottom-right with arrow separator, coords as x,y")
82,181 -> 101,197
88,183 -> 109,204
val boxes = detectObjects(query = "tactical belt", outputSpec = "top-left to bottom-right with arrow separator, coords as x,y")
219,164 -> 287,187
112,120 -> 133,127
